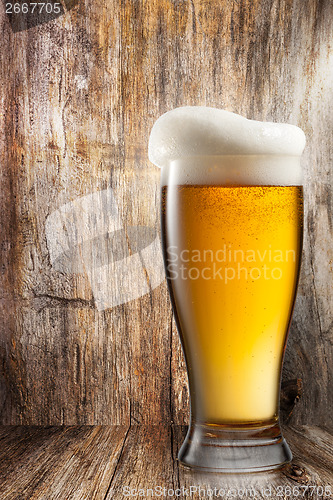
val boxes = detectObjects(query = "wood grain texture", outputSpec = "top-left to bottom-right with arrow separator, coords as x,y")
0,426 -> 129,499
0,426 -> 331,499
0,0 -> 332,429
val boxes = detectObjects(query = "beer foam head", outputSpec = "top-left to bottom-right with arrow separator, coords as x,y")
148,107 -> 306,186
148,107 -> 306,168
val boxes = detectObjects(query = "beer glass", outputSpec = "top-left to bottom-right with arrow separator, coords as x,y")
161,155 -> 303,471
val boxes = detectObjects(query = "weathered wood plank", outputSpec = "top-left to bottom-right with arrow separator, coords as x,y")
0,0 -> 332,428
284,426 -> 333,486
0,425 -> 330,499
0,426 -> 129,500
106,425 -> 177,498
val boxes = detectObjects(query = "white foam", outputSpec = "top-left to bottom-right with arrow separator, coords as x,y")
148,107 -> 306,186
161,156 -> 303,186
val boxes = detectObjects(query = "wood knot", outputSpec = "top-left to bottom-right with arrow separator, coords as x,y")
284,463 -> 310,484
280,378 -> 303,422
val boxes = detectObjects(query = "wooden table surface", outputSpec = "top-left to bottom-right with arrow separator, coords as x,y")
0,425 -> 331,499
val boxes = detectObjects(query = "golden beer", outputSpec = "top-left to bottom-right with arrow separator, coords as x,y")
162,184 -> 303,426
150,106 -> 306,471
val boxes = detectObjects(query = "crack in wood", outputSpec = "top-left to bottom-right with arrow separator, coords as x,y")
103,424 -> 131,500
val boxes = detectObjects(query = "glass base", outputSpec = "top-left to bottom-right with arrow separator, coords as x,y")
178,422 -> 292,473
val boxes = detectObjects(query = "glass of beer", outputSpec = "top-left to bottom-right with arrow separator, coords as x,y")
161,154 -> 303,471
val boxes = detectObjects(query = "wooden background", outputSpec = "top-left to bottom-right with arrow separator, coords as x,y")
0,0 -> 332,428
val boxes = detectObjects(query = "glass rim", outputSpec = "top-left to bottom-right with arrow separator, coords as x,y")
169,154 -> 303,163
